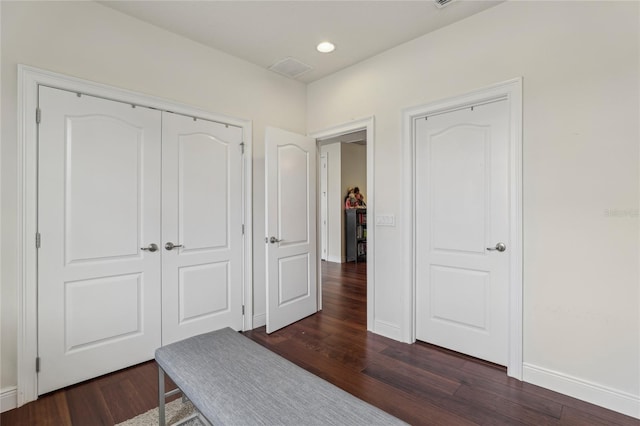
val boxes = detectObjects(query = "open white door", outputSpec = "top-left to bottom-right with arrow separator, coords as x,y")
265,127 -> 317,333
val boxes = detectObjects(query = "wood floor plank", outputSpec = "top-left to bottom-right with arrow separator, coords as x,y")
559,405 -> 634,426
31,392 -> 72,426
453,384 -> 561,426
364,352 -> 461,396
99,379 -> 149,424
456,374 -> 564,419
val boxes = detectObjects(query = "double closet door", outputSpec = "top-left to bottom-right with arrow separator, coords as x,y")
37,86 -> 244,394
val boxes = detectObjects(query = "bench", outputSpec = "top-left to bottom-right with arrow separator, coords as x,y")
155,327 -> 406,425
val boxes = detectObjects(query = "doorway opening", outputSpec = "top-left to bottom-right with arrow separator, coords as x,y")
317,131 -> 368,313
311,117 -> 374,330
318,131 -> 367,263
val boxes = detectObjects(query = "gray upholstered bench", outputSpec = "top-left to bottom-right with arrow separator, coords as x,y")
155,327 -> 406,426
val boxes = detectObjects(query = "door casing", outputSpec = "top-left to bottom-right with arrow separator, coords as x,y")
403,78 -> 523,379
16,65 -> 253,405
320,153 -> 328,261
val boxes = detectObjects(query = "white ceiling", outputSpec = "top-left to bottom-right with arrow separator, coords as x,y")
100,1 -> 502,84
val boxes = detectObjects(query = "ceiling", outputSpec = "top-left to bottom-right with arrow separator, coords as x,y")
100,1 -> 502,84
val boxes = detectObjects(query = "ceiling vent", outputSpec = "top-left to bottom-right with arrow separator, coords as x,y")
434,0 -> 456,8
269,57 -> 313,79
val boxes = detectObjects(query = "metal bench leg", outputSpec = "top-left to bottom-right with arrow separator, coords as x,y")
158,366 -> 166,426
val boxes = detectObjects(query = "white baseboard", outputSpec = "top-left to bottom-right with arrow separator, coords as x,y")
1,386 -> 17,413
327,255 -> 345,263
523,363 -> 640,419
252,313 -> 266,328
373,319 -> 403,341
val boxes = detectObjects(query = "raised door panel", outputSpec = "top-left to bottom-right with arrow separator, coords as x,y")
429,266 -> 489,331
429,126 -> 489,255
277,145 -> 310,246
278,254 -> 310,305
65,274 -> 143,352
65,116 -> 143,263
179,134 -> 229,251
179,262 -> 230,323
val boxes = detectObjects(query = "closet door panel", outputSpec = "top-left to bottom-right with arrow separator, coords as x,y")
179,133 -> 229,250
161,113 -> 244,344
37,86 -> 162,394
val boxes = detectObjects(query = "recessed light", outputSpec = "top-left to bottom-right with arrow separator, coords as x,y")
317,42 -> 335,53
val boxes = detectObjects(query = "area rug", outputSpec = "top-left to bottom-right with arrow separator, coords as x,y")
116,399 -> 200,426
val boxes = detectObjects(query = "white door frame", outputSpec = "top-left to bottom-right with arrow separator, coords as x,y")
402,78 -> 523,379
320,153 -> 328,261
309,117 -> 374,329
16,65 -> 253,405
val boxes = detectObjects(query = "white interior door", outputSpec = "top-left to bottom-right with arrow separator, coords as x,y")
37,86 -> 162,394
320,153 -> 328,261
415,100 -> 510,365
161,113 -> 244,344
265,127 -> 317,333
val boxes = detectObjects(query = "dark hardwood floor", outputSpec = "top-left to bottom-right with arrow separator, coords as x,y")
2,261 -> 637,425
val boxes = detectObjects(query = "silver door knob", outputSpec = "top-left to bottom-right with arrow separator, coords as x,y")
165,242 -> 184,251
141,243 -> 158,252
269,236 -> 282,244
487,242 -> 506,252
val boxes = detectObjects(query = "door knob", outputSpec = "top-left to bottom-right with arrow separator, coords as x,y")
141,243 -> 158,252
486,242 -> 506,252
269,236 -> 283,244
164,242 -> 183,251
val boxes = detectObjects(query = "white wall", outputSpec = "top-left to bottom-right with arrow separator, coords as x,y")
319,142 -> 367,262
308,0 -> 639,416
341,143 -> 367,258
320,143 -> 343,263
341,143 -> 367,207
1,1 -> 306,390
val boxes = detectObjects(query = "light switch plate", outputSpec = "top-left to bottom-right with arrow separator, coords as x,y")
376,214 -> 395,227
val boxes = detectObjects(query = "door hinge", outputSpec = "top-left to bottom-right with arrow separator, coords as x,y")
36,108 -> 41,124
36,357 -> 40,373
36,232 -> 41,249
240,142 -> 245,154
242,224 -> 245,235
242,305 -> 245,315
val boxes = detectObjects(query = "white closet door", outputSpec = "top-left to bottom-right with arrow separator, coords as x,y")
161,113 -> 244,344
37,86 -> 162,394
415,100 -> 510,366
